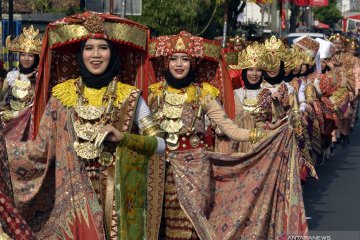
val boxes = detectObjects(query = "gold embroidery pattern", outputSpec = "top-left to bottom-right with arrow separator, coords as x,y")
52,78 -> 135,107
49,22 -> 147,50
149,81 -> 219,103
204,42 -> 221,61
6,25 -> 42,54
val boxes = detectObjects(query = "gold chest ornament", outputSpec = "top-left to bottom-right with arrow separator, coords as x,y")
153,83 -> 202,150
10,77 -> 33,111
242,89 -> 261,113
72,77 -> 118,166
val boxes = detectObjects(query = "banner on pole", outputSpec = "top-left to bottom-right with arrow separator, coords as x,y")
309,0 -> 328,6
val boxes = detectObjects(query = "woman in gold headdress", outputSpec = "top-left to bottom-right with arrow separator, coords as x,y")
261,36 -> 294,110
225,42 -> 283,153
148,31 -> 271,240
329,33 -> 354,144
146,32 -> 307,240
0,25 -> 41,138
346,38 -> 360,128
9,12 -> 166,239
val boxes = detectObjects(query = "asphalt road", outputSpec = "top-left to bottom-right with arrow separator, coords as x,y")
303,121 -> 360,240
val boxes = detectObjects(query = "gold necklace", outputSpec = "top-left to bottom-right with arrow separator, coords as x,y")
73,77 -> 118,165
153,82 -> 202,150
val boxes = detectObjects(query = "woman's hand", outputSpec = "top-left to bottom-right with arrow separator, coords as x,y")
27,69 -> 38,82
0,224 -> 11,240
94,125 -> 124,147
349,92 -> 355,102
271,91 -> 281,100
326,59 -> 335,69
268,116 -> 288,129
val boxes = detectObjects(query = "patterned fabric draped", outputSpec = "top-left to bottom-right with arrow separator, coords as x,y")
8,96 -> 163,239
0,118 -> 35,239
168,123 -> 308,240
32,12 -> 151,139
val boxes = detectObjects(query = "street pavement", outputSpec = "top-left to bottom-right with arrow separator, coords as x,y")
303,121 -> 360,239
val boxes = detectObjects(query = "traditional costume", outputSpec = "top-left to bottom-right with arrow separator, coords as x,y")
9,12 -> 165,240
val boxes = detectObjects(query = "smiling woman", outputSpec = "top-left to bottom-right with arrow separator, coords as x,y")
9,12 -> 166,240
81,39 -> 111,75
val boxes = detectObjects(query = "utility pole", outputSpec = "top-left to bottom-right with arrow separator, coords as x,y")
270,0 -> 277,33
110,0 -> 114,14
8,0 -> 13,69
120,0 -> 126,17
80,0 -> 85,11
222,0 -> 228,48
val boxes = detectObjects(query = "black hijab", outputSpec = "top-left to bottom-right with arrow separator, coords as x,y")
78,40 -> 120,89
283,72 -> 294,83
19,53 -> 39,74
242,69 -> 262,90
262,61 -> 285,85
322,66 -> 331,74
165,66 -> 195,89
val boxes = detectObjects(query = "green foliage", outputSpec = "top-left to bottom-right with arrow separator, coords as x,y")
314,3 -> 342,28
237,20 -> 261,37
129,0 -> 241,38
28,0 -> 52,13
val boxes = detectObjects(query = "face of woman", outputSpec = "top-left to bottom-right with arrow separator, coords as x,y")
246,67 -> 262,85
320,59 -> 327,70
332,40 -> 344,53
168,53 -> 191,80
292,65 -> 301,75
266,66 -> 280,78
82,39 -> 111,75
19,52 -> 35,69
300,64 -> 308,74
284,67 -> 292,76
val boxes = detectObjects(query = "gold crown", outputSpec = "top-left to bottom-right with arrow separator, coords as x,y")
283,47 -> 297,70
230,35 -> 245,45
347,38 -> 358,50
229,42 -> 267,70
6,25 -> 42,54
329,33 -> 346,43
301,50 -> 315,65
292,46 -> 304,67
264,36 -> 286,59
175,37 -> 187,51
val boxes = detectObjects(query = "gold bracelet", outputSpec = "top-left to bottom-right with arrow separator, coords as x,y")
249,128 -> 257,144
141,125 -> 164,137
249,128 -> 266,144
0,232 -> 11,240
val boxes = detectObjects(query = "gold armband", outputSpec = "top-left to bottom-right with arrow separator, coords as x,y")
139,115 -> 164,137
0,232 -> 11,240
249,128 -> 267,144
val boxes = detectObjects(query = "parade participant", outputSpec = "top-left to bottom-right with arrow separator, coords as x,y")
9,12 -> 165,239
220,36 -> 246,95
147,33 -> 308,238
329,33 -> 353,144
285,37 -> 321,179
0,25 -> 41,129
148,31 -> 272,239
230,42 -> 278,153
346,38 -> 360,129
262,36 -> 293,115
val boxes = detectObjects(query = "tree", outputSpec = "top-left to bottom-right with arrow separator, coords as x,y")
314,0 -> 342,28
129,0 -> 242,38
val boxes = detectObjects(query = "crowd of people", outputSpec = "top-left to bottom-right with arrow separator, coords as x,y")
0,11 -> 359,240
